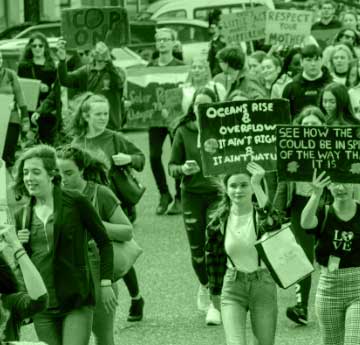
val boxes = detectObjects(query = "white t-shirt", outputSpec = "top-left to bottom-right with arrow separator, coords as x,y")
224,210 -> 260,273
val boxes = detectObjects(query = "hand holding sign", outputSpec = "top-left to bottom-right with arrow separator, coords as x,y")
247,162 -> 265,186
56,38 -> 67,61
311,170 -> 331,197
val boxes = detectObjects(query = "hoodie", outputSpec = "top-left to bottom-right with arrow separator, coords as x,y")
282,67 -> 332,119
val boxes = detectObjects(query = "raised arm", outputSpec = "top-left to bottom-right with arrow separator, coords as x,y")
301,170 -> 331,229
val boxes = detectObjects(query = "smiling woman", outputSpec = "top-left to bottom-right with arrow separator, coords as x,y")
12,144 -> 116,345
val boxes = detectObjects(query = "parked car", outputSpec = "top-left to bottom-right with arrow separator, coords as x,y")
138,0 -> 275,21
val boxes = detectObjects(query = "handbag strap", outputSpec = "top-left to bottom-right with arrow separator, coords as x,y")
225,209 -> 261,269
319,205 -> 329,235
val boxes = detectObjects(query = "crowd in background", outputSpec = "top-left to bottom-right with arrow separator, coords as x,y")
2,0 -> 360,344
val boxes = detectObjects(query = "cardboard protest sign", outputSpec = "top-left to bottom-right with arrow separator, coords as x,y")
61,7 -> 130,49
125,66 -> 188,129
221,6 -> 267,44
19,78 -> 41,112
0,95 -> 14,158
265,10 -> 313,46
198,99 -> 291,177
276,125 -> 360,183
311,29 -> 340,50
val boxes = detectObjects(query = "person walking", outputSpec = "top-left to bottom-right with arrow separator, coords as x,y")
301,171 -> 360,345
57,145 -> 137,344
206,162 -> 282,345
148,28 -> 184,215
12,144 -> 117,345
69,92 -> 145,322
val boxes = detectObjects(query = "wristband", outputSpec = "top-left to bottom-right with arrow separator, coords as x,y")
14,247 -> 24,256
14,248 -> 26,260
15,251 -> 27,261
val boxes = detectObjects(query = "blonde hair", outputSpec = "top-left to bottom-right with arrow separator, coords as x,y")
69,92 -> 109,137
185,57 -> 212,85
329,44 -> 354,73
155,27 -> 177,41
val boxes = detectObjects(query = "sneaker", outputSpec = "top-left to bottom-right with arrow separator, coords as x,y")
156,193 -> 172,215
286,303 -> 308,325
206,303 -> 222,326
127,297 -> 144,322
166,198 -> 182,215
197,284 -> 210,312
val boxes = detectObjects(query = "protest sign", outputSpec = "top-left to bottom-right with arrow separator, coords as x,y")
0,95 -> 14,158
198,99 -> 291,177
265,10 -> 313,46
125,66 -> 188,129
276,125 -> 360,183
61,7 -> 130,49
19,78 -> 41,112
311,29 -> 340,50
221,6 -> 267,44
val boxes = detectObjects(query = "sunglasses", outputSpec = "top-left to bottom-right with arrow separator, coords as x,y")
31,44 -> 44,48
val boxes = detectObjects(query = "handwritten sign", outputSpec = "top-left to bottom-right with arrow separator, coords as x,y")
0,95 -> 14,158
276,125 -> 360,183
124,66 -> 188,128
198,99 -> 291,176
19,78 -> 41,112
265,10 -> 313,46
61,7 -> 130,49
221,6 -> 267,44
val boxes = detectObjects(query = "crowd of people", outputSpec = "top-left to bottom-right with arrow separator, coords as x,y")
2,0 -> 360,344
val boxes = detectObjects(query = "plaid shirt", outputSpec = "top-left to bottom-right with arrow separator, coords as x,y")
205,201 -> 285,296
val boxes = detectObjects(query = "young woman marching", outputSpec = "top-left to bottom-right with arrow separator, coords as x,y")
69,92 -> 145,321
57,145 -> 133,345
301,171 -> 360,345
206,163 -> 283,345
12,145 -> 116,345
168,87 -> 222,325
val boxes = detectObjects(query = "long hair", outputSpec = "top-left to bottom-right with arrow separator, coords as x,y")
12,145 -> 61,198
19,32 -> 55,69
319,82 -> 360,124
172,87 -> 218,135
69,92 -> 109,137
273,47 -> 302,85
56,145 -> 110,186
346,58 -> 360,88
328,44 -> 354,75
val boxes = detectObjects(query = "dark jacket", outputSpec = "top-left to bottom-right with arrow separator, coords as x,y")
58,60 -> 126,130
226,71 -> 268,100
282,68 -> 333,119
208,37 -> 226,77
168,121 -> 220,194
205,201 -> 283,295
17,60 -> 57,105
14,187 -> 114,312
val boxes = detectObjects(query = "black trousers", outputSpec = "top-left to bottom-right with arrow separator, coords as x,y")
148,127 -> 180,198
3,122 -> 21,167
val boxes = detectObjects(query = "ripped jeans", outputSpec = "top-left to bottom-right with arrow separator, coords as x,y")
181,189 -> 220,286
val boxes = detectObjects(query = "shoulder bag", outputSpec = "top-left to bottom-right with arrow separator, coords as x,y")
108,134 -> 145,206
92,184 -> 143,281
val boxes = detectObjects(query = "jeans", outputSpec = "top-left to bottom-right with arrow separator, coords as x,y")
89,244 -> 119,345
316,266 -> 360,345
148,127 -> 180,198
33,306 -> 94,345
181,190 -> 219,286
221,268 -> 278,345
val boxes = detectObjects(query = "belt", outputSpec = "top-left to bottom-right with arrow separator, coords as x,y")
230,268 -> 268,281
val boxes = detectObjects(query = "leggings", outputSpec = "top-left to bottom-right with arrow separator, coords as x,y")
181,189 -> 219,286
33,306 -> 93,345
316,267 -> 360,345
149,127 -> 180,198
